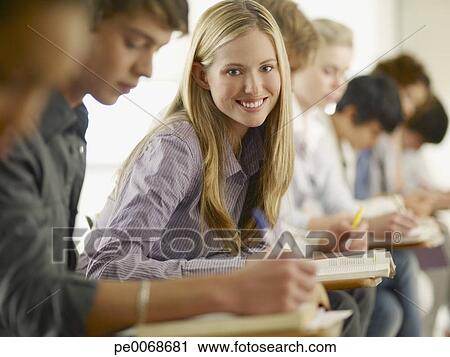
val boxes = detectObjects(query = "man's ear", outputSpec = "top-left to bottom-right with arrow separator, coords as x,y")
192,62 -> 210,90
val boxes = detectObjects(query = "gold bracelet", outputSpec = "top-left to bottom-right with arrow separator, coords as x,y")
136,281 -> 151,325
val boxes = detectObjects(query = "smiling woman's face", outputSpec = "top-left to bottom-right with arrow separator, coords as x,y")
198,28 -> 281,140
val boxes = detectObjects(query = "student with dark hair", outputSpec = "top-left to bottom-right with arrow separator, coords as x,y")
323,75 -> 425,337
360,54 -> 450,213
334,74 -> 404,139
0,0 -> 318,337
405,96 -> 448,146
370,56 -> 450,338
368,95 -> 450,209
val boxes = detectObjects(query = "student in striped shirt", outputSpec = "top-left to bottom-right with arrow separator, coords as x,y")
84,0 -> 303,280
0,0 -> 317,337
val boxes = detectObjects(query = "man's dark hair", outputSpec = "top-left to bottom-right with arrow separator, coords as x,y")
91,0 -> 189,34
336,75 -> 404,133
406,96 -> 448,144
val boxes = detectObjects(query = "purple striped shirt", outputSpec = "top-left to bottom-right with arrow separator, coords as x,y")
81,120 -> 266,280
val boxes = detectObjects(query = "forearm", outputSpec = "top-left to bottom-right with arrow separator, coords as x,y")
146,275 -> 233,321
86,275 -> 233,336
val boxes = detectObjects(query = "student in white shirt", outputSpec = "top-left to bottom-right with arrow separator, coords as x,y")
328,76 -> 426,336
283,20 -> 417,243
281,18 -> 421,336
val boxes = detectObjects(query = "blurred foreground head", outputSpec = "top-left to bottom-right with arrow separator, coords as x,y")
0,0 -> 90,156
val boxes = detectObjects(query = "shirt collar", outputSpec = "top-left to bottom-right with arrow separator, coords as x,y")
39,91 -> 89,142
223,126 -> 264,179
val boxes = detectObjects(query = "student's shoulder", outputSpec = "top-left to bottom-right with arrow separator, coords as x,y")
156,119 -> 197,139
147,119 -> 203,164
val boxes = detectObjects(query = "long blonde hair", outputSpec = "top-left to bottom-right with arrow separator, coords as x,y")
117,0 -> 293,252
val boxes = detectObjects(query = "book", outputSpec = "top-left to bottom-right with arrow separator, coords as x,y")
311,249 -> 396,283
132,304 -> 352,337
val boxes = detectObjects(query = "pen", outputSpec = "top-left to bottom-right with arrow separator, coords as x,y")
351,207 -> 364,229
252,207 -> 270,230
252,208 -> 280,248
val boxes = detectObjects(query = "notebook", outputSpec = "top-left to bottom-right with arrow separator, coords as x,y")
311,249 -> 396,282
369,217 -> 445,249
132,304 -> 352,337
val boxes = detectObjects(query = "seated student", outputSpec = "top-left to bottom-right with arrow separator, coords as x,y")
363,55 -> 450,213
279,22 -> 421,335
281,20 -> 416,239
81,2 -> 344,333
275,19 -> 422,338
0,0 -> 88,156
323,76 -> 424,336
369,96 -> 449,200
84,0 -> 298,280
255,1 -> 375,337
0,0 -> 317,337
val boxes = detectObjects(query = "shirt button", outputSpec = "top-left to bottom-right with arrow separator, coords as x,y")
79,146 -> 85,155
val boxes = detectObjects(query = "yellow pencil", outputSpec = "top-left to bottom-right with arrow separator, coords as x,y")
351,207 -> 364,229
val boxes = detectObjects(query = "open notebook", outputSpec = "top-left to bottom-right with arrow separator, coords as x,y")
370,217 -> 445,249
131,304 -> 352,337
311,249 -> 396,282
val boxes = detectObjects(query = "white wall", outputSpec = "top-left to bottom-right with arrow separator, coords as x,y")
78,0 -> 448,224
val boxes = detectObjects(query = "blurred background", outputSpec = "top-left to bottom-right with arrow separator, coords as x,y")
79,0 -> 450,220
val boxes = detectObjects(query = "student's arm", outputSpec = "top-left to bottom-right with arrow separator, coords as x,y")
0,136 -> 317,336
85,132 -> 247,280
86,259 -> 317,336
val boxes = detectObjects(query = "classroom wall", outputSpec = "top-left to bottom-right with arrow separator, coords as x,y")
77,0 -> 449,224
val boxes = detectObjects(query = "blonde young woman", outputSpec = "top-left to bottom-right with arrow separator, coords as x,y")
0,0 -> 320,336
82,0 -> 315,288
